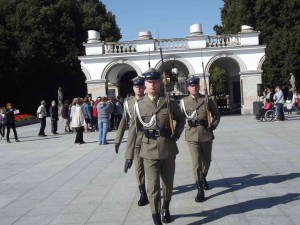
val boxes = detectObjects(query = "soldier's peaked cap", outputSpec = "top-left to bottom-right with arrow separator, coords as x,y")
131,76 -> 145,86
185,76 -> 200,85
142,68 -> 161,80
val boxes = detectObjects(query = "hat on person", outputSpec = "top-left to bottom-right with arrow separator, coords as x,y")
142,68 -> 161,80
131,76 -> 145,86
185,76 -> 200,85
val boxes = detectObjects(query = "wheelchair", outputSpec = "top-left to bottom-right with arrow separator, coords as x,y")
256,107 -> 276,122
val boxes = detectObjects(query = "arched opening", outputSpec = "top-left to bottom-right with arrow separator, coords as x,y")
209,57 -> 241,114
119,71 -> 138,98
155,60 -> 190,100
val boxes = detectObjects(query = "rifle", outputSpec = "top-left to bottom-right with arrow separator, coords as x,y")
201,60 -> 212,128
159,47 -> 175,136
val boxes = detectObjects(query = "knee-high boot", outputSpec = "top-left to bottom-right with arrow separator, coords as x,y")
195,181 -> 205,202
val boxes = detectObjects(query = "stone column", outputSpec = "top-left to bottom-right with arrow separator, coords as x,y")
186,24 -> 208,49
86,79 -> 107,99
135,31 -> 156,52
240,70 -> 263,115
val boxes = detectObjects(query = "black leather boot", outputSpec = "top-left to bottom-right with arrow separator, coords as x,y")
161,200 -> 171,223
152,213 -> 163,225
195,181 -> 205,202
203,173 -> 209,190
138,185 -> 149,206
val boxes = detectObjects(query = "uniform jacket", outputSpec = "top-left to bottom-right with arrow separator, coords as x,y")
181,95 -> 220,142
115,96 -> 144,160
127,94 -> 185,160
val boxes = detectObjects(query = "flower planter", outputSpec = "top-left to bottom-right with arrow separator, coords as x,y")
15,118 -> 40,127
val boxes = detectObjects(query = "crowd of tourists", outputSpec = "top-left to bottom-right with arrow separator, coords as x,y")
256,85 -> 300,121
36,95 -> 124,144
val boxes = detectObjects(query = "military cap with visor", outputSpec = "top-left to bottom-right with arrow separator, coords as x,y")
185,76 -> 200,85
142,68 -> 161,80
131,76 -> 145,86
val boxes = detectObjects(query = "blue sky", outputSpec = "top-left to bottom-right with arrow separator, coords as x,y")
101,0 -> 224,41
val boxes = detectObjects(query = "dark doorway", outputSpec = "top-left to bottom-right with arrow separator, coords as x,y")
119,71 -> 137,98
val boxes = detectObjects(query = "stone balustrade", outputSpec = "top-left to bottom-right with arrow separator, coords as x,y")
206,35 -> 241,47
155,38 -> 188,50
104,41 -> 137,54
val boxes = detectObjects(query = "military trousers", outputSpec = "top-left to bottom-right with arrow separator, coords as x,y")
187,141 -> 212,182
134,146 -> 145,186
143,157 -> 176,214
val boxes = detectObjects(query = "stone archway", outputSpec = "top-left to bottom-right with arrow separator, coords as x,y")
119,71 -> 138,98
208,56 -> 243,113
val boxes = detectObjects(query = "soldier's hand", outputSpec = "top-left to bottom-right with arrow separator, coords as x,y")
124,159 -> 133,173
170,132 -> 180,141
115,143 -> 120,154
207,125 -> 216,132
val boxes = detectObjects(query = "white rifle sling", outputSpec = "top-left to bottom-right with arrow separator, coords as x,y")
180,99 -> 197,119
134,102 -> 156,128
124,100 -> 131,119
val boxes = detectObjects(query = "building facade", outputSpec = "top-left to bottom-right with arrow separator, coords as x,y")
78,24 -> 266,115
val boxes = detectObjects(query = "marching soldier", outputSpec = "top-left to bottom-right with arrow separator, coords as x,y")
115,76 -> 149,206
180,76 -> 220,202
125,68 -> 185,225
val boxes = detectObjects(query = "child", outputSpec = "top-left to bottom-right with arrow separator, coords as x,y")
286,99 -> 293,114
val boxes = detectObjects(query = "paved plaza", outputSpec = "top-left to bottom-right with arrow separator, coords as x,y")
0,115 -> 299,225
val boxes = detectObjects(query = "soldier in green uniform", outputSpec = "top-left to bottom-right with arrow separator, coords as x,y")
180,76 -> 220,202
114,77 -> 149,206
125,68 -> 185,225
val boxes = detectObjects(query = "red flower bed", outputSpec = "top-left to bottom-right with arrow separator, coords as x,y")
15,113 -> 37,121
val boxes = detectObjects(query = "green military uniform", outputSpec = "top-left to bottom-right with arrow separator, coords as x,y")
126,68 -> 185,224
181,94 -> 220,183
127,94 -> 185,215
115,96 -> 146,186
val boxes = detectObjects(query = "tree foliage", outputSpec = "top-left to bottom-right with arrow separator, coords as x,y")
215,0 -> 300,93
0,0 -> 121,113
209,66 -> 228,97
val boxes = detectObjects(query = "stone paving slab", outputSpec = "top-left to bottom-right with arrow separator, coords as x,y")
0,114 -> 299,225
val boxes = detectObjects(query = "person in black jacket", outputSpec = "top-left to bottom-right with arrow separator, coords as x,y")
49,100 -> 59,135
61,100 -> 72,133
5,103 -> 19,143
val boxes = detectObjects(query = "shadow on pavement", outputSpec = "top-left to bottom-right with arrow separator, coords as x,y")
173,173 -> 300,198
173,193 -> 300,224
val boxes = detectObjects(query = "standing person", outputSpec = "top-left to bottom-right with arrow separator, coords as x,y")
97,96 -> 113,145
92,100 -> 99,131
70,98 -> 86,144
125,69 -> 185,225
0,107 -> 6,140
5,103 -> 20,143
114,96 -> 123,129
292,90 -> 299,113
81,97 -> 91,132
115,77 -> 149,206
49,100 -> 59,134
274,85 -> 285,121
37,100 -> 47,136
180,76 -> 220,202
61,100 -> 72,132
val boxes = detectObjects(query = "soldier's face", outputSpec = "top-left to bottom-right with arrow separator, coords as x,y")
145,80 -> 161,96
188,84 -> 200,95
133,85 -> 145,96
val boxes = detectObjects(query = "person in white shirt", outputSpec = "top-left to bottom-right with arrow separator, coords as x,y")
70,98 -> 86,144
37,100 -> 47,136
274,86 -> 285,121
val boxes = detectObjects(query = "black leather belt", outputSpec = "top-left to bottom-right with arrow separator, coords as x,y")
144,128 -> 171,139
188,119 -> 208,127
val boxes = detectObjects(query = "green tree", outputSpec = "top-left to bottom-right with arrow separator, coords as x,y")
216,0 -> 300,93
0,0 -> 121,112
209,66 -> 228,97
